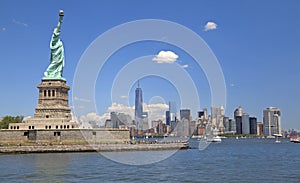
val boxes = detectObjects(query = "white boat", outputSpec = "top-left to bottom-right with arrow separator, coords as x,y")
274,134 -> 282,143
290,137 -> 300,143
207,136 -> 222,143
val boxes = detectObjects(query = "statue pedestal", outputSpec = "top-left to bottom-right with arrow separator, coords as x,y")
34,79 -> 71,120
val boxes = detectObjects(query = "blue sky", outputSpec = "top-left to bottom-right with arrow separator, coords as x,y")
0,0 -> 300,129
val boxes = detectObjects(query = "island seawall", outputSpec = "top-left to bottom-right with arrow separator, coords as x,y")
0,142 -> 189,154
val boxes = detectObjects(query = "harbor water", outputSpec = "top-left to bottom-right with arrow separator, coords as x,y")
0,138 -> 299,182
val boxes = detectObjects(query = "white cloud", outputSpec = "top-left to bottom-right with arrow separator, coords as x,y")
74,96 -> 92,103
152,51 -> 179,64
78,102 -> 169,127
79,112 -> 109,128
143,103 -> 169,122
230,83 -> 235,87
79,103 -> 134,123
120,95 -> 128,99
182,64 -> 189,68
22,116 -> 32,122
87,112 -> 108,121
107,103 -> 134,114
13,19 -> 29,27
2,27 -> 6,31
204,21 -> 217,31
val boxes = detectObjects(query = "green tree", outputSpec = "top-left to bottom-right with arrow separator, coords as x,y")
0,116 -> 24,129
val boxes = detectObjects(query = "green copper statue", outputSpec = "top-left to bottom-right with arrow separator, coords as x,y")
43,10 -> 65,80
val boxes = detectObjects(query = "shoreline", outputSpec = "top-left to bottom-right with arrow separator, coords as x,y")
0,142 -> 189,154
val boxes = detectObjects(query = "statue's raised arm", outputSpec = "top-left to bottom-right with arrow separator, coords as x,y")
43,10 -> 66,80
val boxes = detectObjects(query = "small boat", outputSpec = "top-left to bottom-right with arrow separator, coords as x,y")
207,136 -> 222,143
274,134 -> 282,143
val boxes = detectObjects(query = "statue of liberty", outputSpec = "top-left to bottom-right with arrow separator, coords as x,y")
43,10 -> 65,80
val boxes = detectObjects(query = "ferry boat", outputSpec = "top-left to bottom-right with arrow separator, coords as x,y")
290,137 -> 300,143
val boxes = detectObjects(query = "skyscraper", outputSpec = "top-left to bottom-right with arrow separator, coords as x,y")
198,111 -> 204,118
166,111 -> 171,126
180,109 -> 191,136
263,107 -> 281,136
134,81 -> 149,131
135,81 -> 143,120
234,106 -> 243,134
242,113 -> 250,134
169,101 -> 177,122
229,119 -> 236,133
211,106 -> 224,131
249,117 -> 257,134
234,106 -> 243,117
180,109 -> 191,121
223,117 -> 230,132
235,116 -> 242,134
198,108 -> 208,120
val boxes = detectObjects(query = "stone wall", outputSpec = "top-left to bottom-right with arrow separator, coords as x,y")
0,129 -> 130,144
0,130 -> 27,143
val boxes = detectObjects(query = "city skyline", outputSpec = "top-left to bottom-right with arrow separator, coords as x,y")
1,1 -> 300,129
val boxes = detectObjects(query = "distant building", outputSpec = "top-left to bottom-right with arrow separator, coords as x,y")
135,81 -> 143,128
229,119 -> 236,133
151,120 -> 159,131
198,111 -> 205,119
110,112 -> 119,128
105,119 -> 113,128
234,106 -> 243,134
169,101 -> 177,122
234,106 -> 243,117
166,111 -> 171,126
179,109 -> 191,137
182,118 -> 190,137
249,117 -> 257,134
235,116 -> 242,134
170,120 -> 178,132
211,106 -> 224,130
242,113 -> 250,134
134,81 -> 149,131
140,113 -> 149,131
203,108 -> 208,120
117,113 -> 133,126
156,120 -> 166,135
220,106 -> 225,116
263,107 -> 281,136
190,120 -> 197,136
223,117 -> 230,132
180,109 -> 191,121
257,122 -> 263,135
